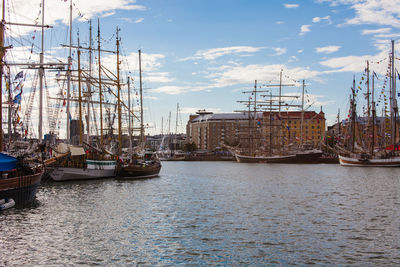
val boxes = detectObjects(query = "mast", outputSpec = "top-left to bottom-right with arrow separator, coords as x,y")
269,92 -> 273,156
66,0 -> 72,142
175,103 -> 179,151
127,76 -> 132,155
371,72 -> 376,155
77,32 -> 83,145
116,27 -> 122,156
86,20 -> 92,143
351,77 -> 356,153
391,40 -> 397,148
253,80 -> 257,156
278,71 -> 283,151
7,70 -> 10,145
300,80 -> 305,146
97,19 -> 103,148
0,0 -> 4,151
138,49 -> 144,146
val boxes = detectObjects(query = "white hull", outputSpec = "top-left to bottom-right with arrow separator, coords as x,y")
339,155 -> 400,167
50,160 -> 116,181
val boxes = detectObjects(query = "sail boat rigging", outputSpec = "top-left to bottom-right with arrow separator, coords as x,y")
338,40 -> 400,166
116,49 -> 161,179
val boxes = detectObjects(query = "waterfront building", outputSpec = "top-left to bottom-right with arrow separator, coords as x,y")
187,110 -> 260,151
262,110 -> 326,147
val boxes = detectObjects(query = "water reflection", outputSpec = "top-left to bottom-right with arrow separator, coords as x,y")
1,162 -> 399,265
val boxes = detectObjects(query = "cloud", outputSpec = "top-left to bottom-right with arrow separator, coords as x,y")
207,63 -> 321,88
276,21 -> 285,24
5,0 -> 146,36
179,46 -> 265,61
274,47 -> 287,56
318,0 -> 400,28
315,45 -> 341,54
152,86 -> 188,95
299,25 -> 311,35
134,18 -> 144,23
284,4 -> 300,8
362,27 -> 392,35
312,15 -> 332,24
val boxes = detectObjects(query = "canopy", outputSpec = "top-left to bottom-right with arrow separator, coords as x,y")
0,153 -> 18,171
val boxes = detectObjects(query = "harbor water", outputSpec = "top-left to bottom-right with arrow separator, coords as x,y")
1,162 -> 400,265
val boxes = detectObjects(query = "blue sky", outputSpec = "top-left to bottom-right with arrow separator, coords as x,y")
4,0 -> 400,138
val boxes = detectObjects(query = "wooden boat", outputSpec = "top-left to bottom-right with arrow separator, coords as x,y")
235,149 -> 330,164
0,153 -> 43,205
117,151 -> 161,179
116,50 -> 161,179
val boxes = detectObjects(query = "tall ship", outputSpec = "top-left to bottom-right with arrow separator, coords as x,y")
46,5 -> 121,181
0,0 -> 45,205
337,40 -> 400,167
234,76 -> 333,164
116,50 -> 161,179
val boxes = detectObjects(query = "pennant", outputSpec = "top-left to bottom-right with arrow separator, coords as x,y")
14,71 -> 23,80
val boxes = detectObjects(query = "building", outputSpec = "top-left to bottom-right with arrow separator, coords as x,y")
187,110 -> 261,151
262,110 -> 326,147
187,109 -> 326,152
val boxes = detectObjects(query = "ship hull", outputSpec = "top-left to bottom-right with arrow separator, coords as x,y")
339,155 -> 400,167
49,160 -> 116,181
0,171 -> 43,205
117,163 -> 161,179
235,150 -> 334,164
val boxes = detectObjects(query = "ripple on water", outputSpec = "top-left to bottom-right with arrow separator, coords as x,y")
0,162 -> 399,265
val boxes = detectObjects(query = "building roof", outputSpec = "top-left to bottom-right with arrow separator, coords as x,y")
190,112 -> 262,123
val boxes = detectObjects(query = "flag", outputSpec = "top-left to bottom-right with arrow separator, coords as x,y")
13,92 -> 22,104
14,71 -> 23,80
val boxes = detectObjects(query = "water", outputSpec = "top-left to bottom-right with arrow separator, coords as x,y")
1,162 -> 400,265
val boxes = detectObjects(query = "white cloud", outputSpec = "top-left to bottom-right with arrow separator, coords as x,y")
362,27 -> 391,35
276,21 -> 285,24
312,15 -> 332,24
134,18 -> 144,23
5,0 -> 146,36
179,46 -> 265,61
299,25 -> 311,35
298,49 -> 304,53
315,45 -> 341,54
318,0 -> 400,28
207,64 -> 321,88
152,86 -> 187,95
274,47 -> 287,56
284,4 -> 300,8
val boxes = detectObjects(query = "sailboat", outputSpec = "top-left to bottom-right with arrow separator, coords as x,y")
234,78 -> 328,163
117,49 -> 161,179
0,0 -> 45,204
338,41 -> 400,166
47,9 -> 117,181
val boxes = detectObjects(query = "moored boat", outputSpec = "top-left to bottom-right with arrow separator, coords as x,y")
0,153 -> 43,205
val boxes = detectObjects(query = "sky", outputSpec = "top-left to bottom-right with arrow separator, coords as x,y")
3,0 -> 400,139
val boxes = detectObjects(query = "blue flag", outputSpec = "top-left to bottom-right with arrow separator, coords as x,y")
13,92 -> 22,104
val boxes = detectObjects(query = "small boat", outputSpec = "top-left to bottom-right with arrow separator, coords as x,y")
0,153 -> 43,205
0,198 -> 15,210
117,152 -> 161,179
